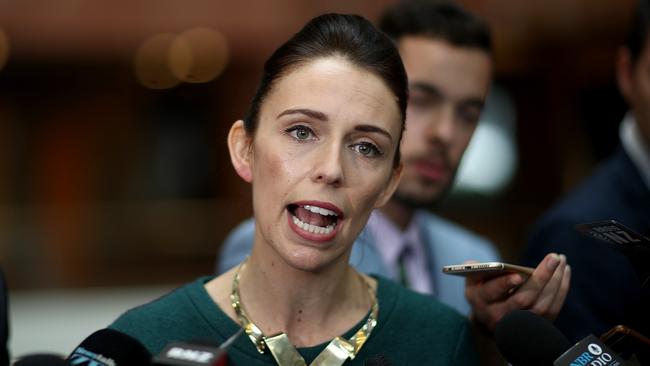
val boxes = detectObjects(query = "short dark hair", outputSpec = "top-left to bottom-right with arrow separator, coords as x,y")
379,0 -> 492,54
626,0 -> 650,63
244,13 -> 408,167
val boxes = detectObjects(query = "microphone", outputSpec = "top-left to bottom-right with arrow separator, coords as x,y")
152,341 -> 226,366
151,328 -> 242,366
553,335 -> 629,366
13,354 -> 69,365
495,310 -> 629,366
495,310 -> 571,365
67,328 -> 151,366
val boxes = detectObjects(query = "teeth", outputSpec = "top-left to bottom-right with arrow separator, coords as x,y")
291,214 -> 336,235
303,205 -> 337,217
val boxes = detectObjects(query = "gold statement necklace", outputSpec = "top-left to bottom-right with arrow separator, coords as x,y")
230,260 -> 379,366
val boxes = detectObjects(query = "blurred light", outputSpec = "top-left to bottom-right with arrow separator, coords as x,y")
134,33 -> 180,90
169,27 -> 229,83
0,28 -> 10,72
452,86 -> 518,194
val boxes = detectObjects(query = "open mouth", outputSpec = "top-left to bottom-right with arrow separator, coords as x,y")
287,203 -> 342,236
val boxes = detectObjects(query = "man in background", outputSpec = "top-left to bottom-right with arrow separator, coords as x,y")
219,0 -> 570,331
525,0 -> 650,342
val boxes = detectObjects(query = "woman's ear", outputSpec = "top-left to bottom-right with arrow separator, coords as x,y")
374,163 -> 403,208
228,120 -> 254,183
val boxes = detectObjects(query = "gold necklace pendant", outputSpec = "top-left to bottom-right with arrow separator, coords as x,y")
230,259 -> 379,366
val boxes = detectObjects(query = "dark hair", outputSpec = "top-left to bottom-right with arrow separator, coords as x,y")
626,0 -> 650,63
244,13 -> 408,167
379,0 -> 492,54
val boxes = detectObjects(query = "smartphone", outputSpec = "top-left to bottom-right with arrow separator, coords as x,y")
442,262 -> 535,279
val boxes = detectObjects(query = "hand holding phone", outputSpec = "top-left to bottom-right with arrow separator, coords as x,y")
463,254 -> 571,331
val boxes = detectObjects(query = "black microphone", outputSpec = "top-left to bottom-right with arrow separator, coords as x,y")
152,341 -> 226,366
152,328 -> 242,366
13,354 -> 69,365
495,310 -> 629,366
495,310 -> 571,366
67,328 -> 151,366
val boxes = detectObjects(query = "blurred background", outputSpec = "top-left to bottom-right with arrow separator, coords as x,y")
0,0 -> 635,357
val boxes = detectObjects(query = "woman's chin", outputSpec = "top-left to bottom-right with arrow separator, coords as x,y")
281,250 -> 347,274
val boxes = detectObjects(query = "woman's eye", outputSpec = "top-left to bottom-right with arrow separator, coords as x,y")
352,142 -> 382,157
286,125 -> 315,141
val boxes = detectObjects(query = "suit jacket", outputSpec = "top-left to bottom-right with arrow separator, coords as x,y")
524,147 -> 650,342
217,210 -> 499,316
1,269 -> 8,366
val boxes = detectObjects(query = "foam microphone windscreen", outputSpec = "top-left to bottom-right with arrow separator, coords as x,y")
67,328 -> 151,366
13,354 -> 69,365
494,310 -> 571,366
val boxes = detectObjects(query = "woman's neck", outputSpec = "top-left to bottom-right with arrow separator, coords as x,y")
237,246 -> 371,347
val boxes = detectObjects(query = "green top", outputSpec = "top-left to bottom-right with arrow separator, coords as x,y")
110,276 -> 478,365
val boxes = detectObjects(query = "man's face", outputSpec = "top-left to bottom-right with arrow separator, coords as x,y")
393,36 -> 492,207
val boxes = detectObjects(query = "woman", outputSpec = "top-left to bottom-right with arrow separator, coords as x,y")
111,14 -> 478,365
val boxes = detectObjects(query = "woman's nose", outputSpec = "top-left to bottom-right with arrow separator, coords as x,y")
311,144 -> 345,187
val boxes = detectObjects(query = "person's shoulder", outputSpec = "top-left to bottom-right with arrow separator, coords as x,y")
217,218 -> 255,274
525,149 -> 643,262
373,277 -> 478,365
109,277 -> 212,352
417,210 -> 499,259
418,211 -> 491,246
377,277 -> 466,327
111,281 -> 194,327
222,218 -> 255,251
225,218 -> 256,239
545,149 -> 643,222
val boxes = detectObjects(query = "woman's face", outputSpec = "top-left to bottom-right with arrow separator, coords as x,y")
235,57 -> 402,272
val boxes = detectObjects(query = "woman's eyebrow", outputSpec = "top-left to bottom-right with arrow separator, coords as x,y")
355,125 -> 392,142
278,108 -> 393,141
277,108 -> 328,121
